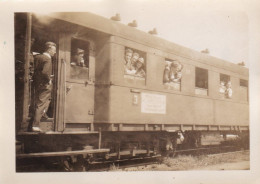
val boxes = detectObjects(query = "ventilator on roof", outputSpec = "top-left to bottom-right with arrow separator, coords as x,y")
110,13 -> 121,21
128,20 -> 138,27
148,28 -> 158,35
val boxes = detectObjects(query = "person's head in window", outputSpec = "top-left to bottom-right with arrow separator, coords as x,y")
131,52 -> 139,66
176,63 -> 183,72
125,49 -> 133,64
226,81 -> 232,88
226,81 -> 232,98
72,48 -> 85,67
219,81 -> 226,93
77,48 -> 84,56
169,61 -> 183,82
135,57 -> 146,77
170,61 -> 182,73
136,57 -> 144,69
196,74 -> 207,88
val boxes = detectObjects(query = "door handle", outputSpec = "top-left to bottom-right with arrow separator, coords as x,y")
88,109 -> 94,115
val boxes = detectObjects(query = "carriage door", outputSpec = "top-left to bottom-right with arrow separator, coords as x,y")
57,35 -> 95,131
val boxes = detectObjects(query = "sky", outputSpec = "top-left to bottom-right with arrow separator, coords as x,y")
0,0 -> 253,66
59,0 -> 250,66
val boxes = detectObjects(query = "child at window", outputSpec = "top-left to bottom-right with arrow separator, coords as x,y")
135,57 -> 146,77
219,81 -> 226,93
226,81 -> 232,98
124,49 -> 136,75
169,61 -> 183,82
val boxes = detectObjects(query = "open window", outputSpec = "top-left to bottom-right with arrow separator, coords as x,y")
195,67 -> 208,95
124,47 -> 146,82
70,38 -> 90,80
219,74 -> 232,98
163,59 -> 183,91
239,79 -> 248,101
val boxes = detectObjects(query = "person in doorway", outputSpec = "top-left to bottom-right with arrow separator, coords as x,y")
28,41 -> 56,132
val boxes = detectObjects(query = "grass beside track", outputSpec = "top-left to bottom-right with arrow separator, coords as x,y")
110,150 -> 249,171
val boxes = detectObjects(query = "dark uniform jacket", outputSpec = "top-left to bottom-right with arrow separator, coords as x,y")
33,54 -> 52,86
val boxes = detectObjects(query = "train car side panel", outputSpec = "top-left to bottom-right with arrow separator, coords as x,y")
94,42 -> 112,124
65,83 -> 94,124
181,64 -> 195,94
107,86 -> 215,125
146,53 -> 164,90
230,76 -> 240,102
214,100 -> 249,126
208,70 -> 220,99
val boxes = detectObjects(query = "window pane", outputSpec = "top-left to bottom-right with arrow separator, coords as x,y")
124,47 -> 146,83
70,38 -> 89,80
163,60 -> 183,91
239,79 -> 248,101
219,74 -> 232,99
195,67 -> 208,89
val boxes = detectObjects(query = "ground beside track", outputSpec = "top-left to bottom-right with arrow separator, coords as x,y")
193,161 -> 249,170
109,151 -> 249,171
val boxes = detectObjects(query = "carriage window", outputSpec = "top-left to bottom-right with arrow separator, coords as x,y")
70,38 -> 89,80
124,47 -> 146,80
219,74 -> 232,98
163,60 -> 183,91
239,79 -> 248,101
195,67 -> 208,95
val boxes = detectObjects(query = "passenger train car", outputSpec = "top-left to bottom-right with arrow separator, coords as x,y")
15,12 -> 249,171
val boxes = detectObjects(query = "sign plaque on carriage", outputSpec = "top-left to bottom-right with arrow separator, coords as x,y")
141,93 -> 166,114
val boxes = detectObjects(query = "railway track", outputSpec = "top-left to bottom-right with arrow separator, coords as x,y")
87,145 -> 246,171
173,145 -> 242,156
88,156 -> 161,171
207,149 -> 249,157
16,145 -> 247,172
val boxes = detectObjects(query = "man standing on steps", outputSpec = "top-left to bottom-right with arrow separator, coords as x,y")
28,42 -> 56,132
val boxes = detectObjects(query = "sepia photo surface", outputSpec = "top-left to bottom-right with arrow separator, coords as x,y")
1,0 -> 260,184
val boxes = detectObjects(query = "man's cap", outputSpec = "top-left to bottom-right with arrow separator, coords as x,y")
171,61 -> 183,70
45,42 -> 56,48
171,61 -> 180,67
132,52 -> 139,57
77,48 -> 84,54
125,48 -> 133,54
227,81 -> 232,86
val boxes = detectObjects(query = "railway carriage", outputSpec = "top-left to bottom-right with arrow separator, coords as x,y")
15,12 -> 249,171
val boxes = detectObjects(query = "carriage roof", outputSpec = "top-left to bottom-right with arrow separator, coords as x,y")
43,12 -> 248,77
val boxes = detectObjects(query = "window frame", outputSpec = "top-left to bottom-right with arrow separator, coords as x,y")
123,47 -> 147,83
195,67 -> 208,89
69,37 -> 91,81
162,59 -> 182,91
239,79 -> 248,102
194,67 -> 208,96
